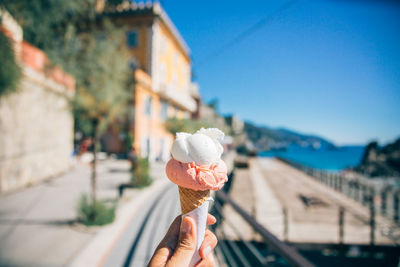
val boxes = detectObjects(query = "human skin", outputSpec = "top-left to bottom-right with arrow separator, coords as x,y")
148,214 -> 218,267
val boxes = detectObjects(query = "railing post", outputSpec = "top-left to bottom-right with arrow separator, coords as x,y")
349,182 -> 354,200
334,174 -> 337,190
338,206 -> 345,256
332,174 -> 335,190
337,174 -> 340,191
326,172 -> 329,187
381,189 -> 387,216
353,182 -> 357,201
343,177 -> 348,196
361,185 -> 367,205
369,190 -> 375,246
283,207 -> 289,242
328,173 -> 332,188
394,191 -> 399,224
356,182 -> 361,203
348,180 -> 353,198
338,206 -> 344,244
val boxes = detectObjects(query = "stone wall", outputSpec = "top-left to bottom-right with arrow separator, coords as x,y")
0,9 -> 75,193
0,66 -> 74,192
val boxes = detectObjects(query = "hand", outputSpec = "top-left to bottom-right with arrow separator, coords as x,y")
148,214 -> 218,267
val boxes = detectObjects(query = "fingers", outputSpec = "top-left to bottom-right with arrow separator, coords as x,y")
149,214 -> 217,267
148,216 -> 181,266
160,216 -> 182,249
166,216 -> 197,267
199,229 -> 217,259
195,253 -> 215,267
206,214 -> 216,226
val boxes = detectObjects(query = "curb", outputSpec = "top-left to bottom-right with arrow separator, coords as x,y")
69,179 -> 169,267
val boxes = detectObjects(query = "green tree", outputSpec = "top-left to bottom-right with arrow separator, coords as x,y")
3,0 -> 130,209
131,157 -> 152,188
165,118 -> 212,136
71,24 -> 130,205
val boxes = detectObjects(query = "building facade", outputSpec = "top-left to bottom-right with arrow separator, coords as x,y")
107,2 -> 199,161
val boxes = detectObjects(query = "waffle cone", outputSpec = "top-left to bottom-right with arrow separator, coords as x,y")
178,186 -> 210,214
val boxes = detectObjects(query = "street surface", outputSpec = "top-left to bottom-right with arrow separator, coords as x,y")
0,159 -> 131,267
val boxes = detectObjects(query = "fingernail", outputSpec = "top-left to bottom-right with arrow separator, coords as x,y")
203,245 -> 212,258
181,217 -> 192,234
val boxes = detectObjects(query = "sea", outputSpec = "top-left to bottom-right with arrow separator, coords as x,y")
258,145 -> 365,171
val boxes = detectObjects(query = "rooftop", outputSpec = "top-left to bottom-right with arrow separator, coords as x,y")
104,1 -> 190,56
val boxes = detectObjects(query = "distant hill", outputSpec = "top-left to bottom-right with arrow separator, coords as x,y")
356,138 -> 400,177
244,121 -> 335,151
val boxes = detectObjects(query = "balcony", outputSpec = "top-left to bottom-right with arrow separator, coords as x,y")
159,83 -> 196,112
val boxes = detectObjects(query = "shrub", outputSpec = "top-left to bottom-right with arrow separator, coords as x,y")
0,31 -> 21,96
77,194 -> 116,226
123,132 -> 134,152
131,157 -> 152,188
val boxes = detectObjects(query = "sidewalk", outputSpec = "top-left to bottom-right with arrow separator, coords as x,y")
0,158 -> 134,267
254,157 -> 395,244
70,161 -> 174,267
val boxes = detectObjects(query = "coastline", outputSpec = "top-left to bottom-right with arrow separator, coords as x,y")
258,145 -> 365,171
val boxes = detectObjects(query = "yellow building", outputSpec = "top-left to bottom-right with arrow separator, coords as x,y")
107,2 -> 199,161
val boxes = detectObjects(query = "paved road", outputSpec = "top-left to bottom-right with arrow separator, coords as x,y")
0,159 -> 131,267
103,183 -> 180,267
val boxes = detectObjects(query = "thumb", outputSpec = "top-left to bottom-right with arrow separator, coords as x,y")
167,216 -> 196,266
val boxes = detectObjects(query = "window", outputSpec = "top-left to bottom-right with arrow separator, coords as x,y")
160,63 -> 166,85
172,74 -> 178,90
160,35 -> 167,54
160,101 -> 169,121
145,96 -> 152,116
146,138 -> 151,158
128,56 -> 138,70
126,30 -> 138,48
173,52 -> 179,67
142,136 -> 151,158
158,138 -> 165,161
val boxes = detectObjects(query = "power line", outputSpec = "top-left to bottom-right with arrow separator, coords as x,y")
196,0 -> 297,67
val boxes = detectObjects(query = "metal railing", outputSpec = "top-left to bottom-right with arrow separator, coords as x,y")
211,190 -> 316,267
276,157 -> 400,225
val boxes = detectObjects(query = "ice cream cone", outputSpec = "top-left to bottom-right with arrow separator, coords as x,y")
166,128 -> 228,267
178,186 -> 210,214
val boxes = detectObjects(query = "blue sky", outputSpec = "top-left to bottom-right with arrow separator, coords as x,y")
160,0 -> 400,145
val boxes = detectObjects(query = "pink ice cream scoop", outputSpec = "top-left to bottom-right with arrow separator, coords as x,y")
166,128 -> 228,191
166,159 -> 228,191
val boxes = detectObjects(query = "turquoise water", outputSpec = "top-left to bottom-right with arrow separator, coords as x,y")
258,145 -> 365,171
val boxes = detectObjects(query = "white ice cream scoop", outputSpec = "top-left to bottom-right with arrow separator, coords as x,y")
171,128 -> 224,165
